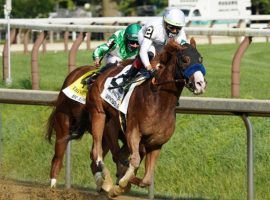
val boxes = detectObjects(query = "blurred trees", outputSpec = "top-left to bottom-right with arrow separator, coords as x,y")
251,0 -> 270,14
0,0 -> 55,18
116,0 -> 167,16
0,0 -> 270,18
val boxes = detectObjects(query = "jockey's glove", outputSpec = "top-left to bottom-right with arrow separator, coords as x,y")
148,68 -> 157,78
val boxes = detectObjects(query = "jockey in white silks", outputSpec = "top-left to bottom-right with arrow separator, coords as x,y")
114,7 -> 187,87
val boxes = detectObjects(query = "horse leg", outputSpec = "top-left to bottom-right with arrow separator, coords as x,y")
128,144 -> 146,186
102,119 -> 128,186
91,112 -> 106,166
50,113 -> 69,187
115,143 -> 130,183
119,130 -> 141,187
139,148 -> 161,187
109,129 -> 141,198
91,134 -> 113,192
90,112 -> 106,189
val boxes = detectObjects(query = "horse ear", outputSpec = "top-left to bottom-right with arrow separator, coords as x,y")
190,37 -> 196,49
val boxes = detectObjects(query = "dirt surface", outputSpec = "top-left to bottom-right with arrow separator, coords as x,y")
0,179 -> 148,200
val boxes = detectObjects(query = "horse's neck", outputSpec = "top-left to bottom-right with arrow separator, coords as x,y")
157,66 -> 184,97
140,70 -> 184,112
156,83 -> 183,108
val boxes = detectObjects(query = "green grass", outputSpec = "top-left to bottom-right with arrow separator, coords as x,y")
0,42 -> 270,199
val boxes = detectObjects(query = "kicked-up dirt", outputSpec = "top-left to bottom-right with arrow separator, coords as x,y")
0,179 -> 148,200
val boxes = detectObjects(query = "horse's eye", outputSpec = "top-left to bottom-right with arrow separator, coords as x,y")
182,56 -> 190,64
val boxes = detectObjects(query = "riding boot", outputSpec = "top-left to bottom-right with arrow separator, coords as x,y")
85,72 -> 100,85
112,57 -> 142,88
86,62 -> 116,85
99,62 -> 117,73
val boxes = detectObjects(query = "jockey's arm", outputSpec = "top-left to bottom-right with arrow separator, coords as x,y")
139,38 -> 153,71
92,37 -> 117,67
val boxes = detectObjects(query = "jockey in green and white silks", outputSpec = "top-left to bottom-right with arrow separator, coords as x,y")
92,23 -> 142,68
85,23 -> 141,84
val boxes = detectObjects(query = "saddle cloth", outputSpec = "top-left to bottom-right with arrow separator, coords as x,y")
62,69 -> 98,104
101,64 -> 147,115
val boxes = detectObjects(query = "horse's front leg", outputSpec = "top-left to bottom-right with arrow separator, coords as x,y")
90,111 -> 106,190
120,129 -> 141,187
139,147 -> 161,187
94,120 -> 120,192
109,128 -> 141,198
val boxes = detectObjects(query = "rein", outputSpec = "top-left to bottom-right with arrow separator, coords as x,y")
152,78 -> 186,86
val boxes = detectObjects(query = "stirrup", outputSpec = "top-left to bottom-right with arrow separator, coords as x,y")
83,72 -> 99,85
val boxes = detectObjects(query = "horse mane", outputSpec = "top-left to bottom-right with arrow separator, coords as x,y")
158,39 -> 186,65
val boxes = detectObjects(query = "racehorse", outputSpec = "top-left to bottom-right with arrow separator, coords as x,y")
86,38 -> 207,198
46,64 -> 132,192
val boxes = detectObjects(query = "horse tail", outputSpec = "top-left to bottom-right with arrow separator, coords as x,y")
46,106 -> 57,143
68,109 -> 90,141
45,91 -> 66,143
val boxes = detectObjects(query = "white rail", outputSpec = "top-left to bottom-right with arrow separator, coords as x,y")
1,88 -> 270,200
0,22 -> 270,37
0,15 -> 269,25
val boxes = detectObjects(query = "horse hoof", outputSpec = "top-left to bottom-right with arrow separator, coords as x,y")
108,185 -> 124,199
129,176 -> 142,186
123,183 -> 131,193
94,172 -> 104,192
101,168 -> 113,192
139,181 -> 151,188
50,178 -> 57,188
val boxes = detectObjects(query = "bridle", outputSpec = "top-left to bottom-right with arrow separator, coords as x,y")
153,44 -> 206,93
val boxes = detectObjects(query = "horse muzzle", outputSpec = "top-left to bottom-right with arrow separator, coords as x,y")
186,71 -> 207,95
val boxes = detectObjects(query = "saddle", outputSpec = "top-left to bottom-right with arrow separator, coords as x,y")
101,65 -> 151,114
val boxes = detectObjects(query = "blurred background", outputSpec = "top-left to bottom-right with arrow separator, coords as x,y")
0,0 -> 269,19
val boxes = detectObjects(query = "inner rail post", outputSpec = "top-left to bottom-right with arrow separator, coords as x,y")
65,141 -> 71,189
0,113 -> 2,172
241,114 -> 254,200
68,32 -> 86,73
231,36 -> 252,98
31,31 -> 48,90
148,173 -> 154,199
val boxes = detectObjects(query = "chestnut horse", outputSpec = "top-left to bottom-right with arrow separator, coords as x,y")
86,38 -> 207,197
46,65 -> 131,192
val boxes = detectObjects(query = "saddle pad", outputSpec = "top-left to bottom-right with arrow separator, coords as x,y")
62,69 -> 98,104
101,65 -> 146,114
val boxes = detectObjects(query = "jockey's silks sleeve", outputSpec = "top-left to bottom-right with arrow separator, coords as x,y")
92,29 -> 139,64
139,37 -> 153,67
92,34 -> 117,61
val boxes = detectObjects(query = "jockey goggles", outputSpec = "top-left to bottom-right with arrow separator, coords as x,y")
128,40 -> 139,45
166,24 -> 182,33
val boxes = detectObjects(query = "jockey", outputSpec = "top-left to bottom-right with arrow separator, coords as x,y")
115,7 -> 187,87
87,23 -> 142,84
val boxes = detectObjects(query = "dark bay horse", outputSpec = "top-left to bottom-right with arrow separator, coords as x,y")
86,38 -> 207,197
46,64 -> 131,192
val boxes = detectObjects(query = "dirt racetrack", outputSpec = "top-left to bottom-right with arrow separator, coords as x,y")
0,179 -> 148,200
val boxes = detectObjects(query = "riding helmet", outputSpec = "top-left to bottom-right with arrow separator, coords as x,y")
163,7 -> 185,38
124,23 -> 142,51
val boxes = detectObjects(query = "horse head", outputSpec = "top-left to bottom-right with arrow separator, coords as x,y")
157,38 -> 206,95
